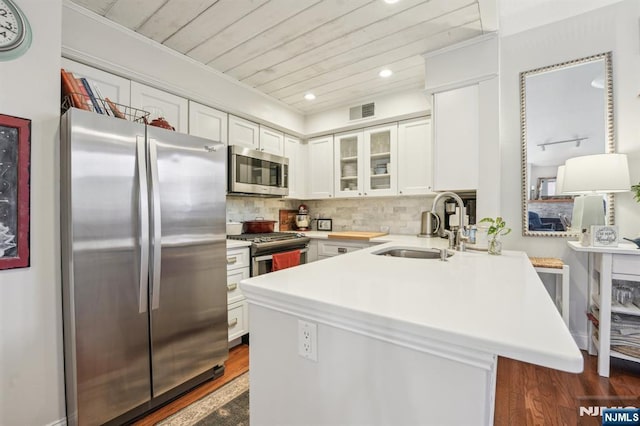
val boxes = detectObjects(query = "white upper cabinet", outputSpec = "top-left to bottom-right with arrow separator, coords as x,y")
62,58 -> 131,108
363,124 -> 397,197
188,101 -> 227,145
307,136 -> 334,199
334,124 -> 397,198
334,131 -> 364,197
228,115 -> 259,150
398,118 -> 433,195
130,81 -> 188,133
259,125 -> 285,156
432,84 -> 479,191
284,135 -> 306,199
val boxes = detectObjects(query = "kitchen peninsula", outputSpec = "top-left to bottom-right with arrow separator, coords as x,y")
240,236 -> 583,426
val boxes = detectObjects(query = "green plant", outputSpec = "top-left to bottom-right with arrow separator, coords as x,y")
632,182 -> 640,203
479,216 -> 512,239
479,216 -> 512,255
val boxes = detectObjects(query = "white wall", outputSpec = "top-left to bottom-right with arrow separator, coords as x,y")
500,0 -> 640,347
0,1 -> 65,425
304,89 -> 430,137
61,1 -> 305,136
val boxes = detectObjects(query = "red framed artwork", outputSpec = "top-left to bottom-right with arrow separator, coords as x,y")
0,114 -> 30,270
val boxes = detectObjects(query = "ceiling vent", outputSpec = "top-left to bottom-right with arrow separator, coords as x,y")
349,102 -> 375,120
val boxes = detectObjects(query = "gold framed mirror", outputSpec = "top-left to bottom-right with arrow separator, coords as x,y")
520,52 -> 614,237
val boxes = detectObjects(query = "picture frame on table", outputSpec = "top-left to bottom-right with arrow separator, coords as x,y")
0,114 -> 31,270
591,225 -> 619,247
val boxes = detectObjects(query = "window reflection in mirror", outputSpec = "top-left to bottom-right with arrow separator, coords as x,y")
520,52 -> 614,236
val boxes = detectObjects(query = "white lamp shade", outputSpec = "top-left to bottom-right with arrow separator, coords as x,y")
556,165 -> 566,195
563,153 -> 630,194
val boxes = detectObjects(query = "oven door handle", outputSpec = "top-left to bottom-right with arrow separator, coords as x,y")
253,247 -> 308,263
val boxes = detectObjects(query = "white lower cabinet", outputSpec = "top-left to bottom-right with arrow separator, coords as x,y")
227,300 -> 249,342
317,239 -> 374,260
227,246 -> 250,342
306,240 -> 318,262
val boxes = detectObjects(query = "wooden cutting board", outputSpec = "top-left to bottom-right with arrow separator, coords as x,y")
327,231 -> 388,241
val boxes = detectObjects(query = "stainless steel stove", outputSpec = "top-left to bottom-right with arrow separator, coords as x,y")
227,232 -> 310,276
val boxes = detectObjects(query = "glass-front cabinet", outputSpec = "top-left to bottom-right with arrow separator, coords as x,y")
364,124 -> 397,196
334,124 -> 397,198
334,131 -> 363,197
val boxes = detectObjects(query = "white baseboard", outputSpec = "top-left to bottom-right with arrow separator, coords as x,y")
572,332 -> 588,351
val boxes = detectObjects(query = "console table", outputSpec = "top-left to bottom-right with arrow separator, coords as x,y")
568,241 -> 640,377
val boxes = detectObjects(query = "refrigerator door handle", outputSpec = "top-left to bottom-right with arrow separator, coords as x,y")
149,138 -> 162,310
204,142 -> 224,152
137,136 -> 150,314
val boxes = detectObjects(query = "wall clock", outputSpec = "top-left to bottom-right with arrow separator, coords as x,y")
0,0 -> 32,61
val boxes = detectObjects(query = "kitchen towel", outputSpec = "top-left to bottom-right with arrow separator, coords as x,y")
272,249 -> 301,272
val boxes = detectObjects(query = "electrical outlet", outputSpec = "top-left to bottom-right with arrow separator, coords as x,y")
298,320 -> 317,362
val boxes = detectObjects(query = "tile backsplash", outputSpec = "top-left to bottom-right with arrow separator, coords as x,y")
226,195 -> 438,235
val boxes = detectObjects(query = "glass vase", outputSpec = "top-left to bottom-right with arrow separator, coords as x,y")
488,236 -> 502,255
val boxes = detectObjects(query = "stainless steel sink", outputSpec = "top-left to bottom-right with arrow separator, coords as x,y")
373,247 -> 453,259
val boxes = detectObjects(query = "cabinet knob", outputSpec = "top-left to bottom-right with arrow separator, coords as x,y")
399,190 -> 403,194
227,283 -> 238,292
228,318 -> 238,328
358,193 -> 361,196
227,256 -> 237,265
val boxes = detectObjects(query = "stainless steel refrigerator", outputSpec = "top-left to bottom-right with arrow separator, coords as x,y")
60,108 -> 228,426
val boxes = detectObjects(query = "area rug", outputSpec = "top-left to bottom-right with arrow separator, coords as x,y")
158,373 -> 249,426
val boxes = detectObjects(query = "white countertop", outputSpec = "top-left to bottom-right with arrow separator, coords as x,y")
567,240 -> 640,255
240,235 -> 584,373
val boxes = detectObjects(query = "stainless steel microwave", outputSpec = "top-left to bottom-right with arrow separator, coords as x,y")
228,145 -> 289,197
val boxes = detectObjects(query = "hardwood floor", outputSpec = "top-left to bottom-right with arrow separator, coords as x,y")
133,344 -> 249,426
495,352 -> 640,425
134,345 -> 640,425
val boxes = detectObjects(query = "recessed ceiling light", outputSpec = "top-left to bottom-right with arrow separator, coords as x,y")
384,0 -> 400,3
304,93 -> 316,101
379,69 -> 393,78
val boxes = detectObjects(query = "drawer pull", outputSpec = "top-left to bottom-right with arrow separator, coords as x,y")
227,283 -> 238,292
338,247 -> 347,254
228,318 -> 238,328
227,256 -> 237,265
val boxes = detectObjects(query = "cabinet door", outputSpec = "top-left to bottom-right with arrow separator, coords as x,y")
433,84 -> 479,191
229,115 -> 259,150
364,124 -> 397,197
334,131 -> 363,198
189,101 -> 227,144
62,58 -> 131,107
308,136 -> 334,199
284,135 -> 306,199
130,81 -> 188,133
259,125 -> 284,156
398,118 -> 433,195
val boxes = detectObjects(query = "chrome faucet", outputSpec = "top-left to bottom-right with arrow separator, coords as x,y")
431,192 -> 469,251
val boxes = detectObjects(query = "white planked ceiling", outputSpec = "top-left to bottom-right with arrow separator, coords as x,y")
69,0 -> 495,114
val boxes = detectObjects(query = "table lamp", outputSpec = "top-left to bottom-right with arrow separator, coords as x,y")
562,153 -> 630,232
